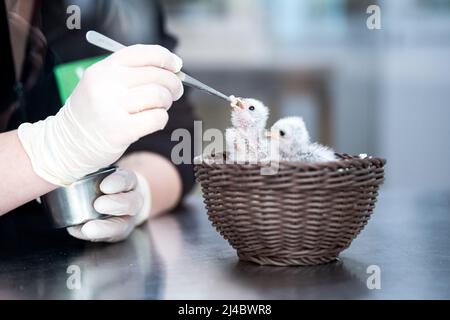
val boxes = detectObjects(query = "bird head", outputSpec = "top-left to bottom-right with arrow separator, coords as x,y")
230,98 -> 269,131
268,117 -> 310,155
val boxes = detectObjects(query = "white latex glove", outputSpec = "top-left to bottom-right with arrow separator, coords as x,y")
18,45 -> 183,186
67,168 -> 151,243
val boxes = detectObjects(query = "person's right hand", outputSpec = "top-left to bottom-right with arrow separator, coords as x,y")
18,45 -> 183,186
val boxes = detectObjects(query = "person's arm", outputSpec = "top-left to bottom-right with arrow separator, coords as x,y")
0,130 -> 56,215
118,151 -> 182,218
1,43 -> 183,219
0,131 -> 182,218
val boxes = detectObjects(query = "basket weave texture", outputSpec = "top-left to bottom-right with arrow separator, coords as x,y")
194,154 -> 386,266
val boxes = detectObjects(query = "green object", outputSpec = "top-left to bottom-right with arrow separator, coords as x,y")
53,55 -> 107,103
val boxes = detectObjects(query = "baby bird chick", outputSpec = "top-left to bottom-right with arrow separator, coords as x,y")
226,97 -> 269,163
269,117 -> 336,163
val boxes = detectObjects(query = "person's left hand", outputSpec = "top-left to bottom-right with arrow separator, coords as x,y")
67,168 -> 151,243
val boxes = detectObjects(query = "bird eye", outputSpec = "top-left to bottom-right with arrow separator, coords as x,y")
249,106 -> 255,111
279,130 -> 286,137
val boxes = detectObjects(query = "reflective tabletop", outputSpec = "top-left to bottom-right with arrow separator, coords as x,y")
0,191 -> 449,299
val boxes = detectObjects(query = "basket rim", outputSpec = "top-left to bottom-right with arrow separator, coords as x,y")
194,153 -> 386,171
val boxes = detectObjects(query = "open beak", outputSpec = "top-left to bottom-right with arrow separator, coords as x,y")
230,96 -> 245,110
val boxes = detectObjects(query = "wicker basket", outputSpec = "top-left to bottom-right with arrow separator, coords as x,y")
194,153 -> 386,267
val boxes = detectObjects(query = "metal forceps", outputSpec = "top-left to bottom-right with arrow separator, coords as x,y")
86,31 -> 232,103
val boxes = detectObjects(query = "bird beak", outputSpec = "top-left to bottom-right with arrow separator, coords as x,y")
265,130 -> 280,139
230,96 -> 245,110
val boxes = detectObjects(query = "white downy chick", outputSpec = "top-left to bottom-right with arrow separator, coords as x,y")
226,97 -> 269,163
269,117 -> 336,163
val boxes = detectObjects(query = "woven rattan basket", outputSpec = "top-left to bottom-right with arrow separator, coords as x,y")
194,153 -> 386,266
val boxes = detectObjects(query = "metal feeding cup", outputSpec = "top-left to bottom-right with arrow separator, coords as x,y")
42,167 -> 116,228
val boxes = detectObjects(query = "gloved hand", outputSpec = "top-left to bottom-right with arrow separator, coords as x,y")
67,168 -> 151,243
18,45 -> 183,186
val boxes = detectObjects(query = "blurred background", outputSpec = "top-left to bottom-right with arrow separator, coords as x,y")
161,0 -> 450,193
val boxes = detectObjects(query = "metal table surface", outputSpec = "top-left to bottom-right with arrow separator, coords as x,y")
0,190 -> 449,300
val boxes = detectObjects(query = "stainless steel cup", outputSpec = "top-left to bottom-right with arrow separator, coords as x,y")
42,167 -> 117,228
